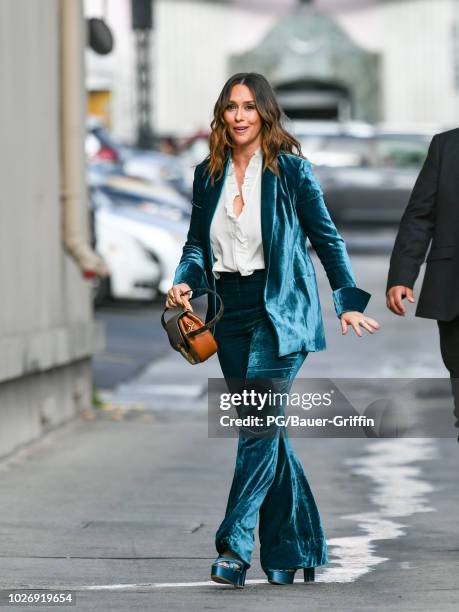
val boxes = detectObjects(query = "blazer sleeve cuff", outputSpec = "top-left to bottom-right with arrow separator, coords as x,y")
386,255 -> 423,293
333,286 -> 371,318
386,272 -> 416,293
173,263 -> 209,298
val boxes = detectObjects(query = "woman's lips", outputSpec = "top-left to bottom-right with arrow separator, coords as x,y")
234,127 -> 248,133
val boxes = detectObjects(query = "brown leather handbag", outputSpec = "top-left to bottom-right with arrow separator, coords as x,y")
161,288 -> 224,364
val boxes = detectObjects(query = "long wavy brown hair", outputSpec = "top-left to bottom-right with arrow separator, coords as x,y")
204,72 -> 305,185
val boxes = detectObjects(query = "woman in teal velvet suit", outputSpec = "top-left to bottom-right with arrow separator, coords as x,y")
166,73 -> 379,588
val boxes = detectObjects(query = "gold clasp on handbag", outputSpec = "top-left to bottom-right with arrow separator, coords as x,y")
184,319 -> 196,332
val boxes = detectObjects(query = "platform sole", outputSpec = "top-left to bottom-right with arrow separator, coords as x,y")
211,562 -> 246,588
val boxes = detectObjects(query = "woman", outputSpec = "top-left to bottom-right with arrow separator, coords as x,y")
165,73 -> 379,588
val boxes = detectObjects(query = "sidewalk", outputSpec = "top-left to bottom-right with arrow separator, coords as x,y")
0,255 -> 458,611
0,369 -> 457,610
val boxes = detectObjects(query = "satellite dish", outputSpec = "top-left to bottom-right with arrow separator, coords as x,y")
87,17 -> 114,55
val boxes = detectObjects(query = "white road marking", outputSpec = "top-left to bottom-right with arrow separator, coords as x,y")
20,578 -> 319,591
119,384 -> 204,397
320,438 -> 437,583
6,440 -> 436,591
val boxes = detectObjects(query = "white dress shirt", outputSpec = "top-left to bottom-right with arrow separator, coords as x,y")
210,147 -> 265,279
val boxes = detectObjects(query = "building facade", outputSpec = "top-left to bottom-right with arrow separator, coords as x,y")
0,0 -> 104,458
84,0 -> 459,141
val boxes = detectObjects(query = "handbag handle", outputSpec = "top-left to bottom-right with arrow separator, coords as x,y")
160,288 -> 224,338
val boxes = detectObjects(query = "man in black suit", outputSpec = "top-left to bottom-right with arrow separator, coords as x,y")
386,128 -> 459,434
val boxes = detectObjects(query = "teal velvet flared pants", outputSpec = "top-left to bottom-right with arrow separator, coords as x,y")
213,269 -> 328,572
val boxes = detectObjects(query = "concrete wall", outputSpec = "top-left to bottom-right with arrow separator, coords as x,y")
0,0 -> 104,459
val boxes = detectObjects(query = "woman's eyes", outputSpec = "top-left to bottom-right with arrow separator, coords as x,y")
227,104 -> 256,110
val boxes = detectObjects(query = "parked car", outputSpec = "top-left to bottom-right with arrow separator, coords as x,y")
97,174 -> 191,215
86,117 -> 190,197
176,129 -> 211,188
89,186 -> 188,304
292,121 -> 437,226
85,117 -> 125,164
123,150 -> 190,198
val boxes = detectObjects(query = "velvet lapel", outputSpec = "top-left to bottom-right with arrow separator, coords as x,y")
260,159 -> 277,275
203,155 -> 230,270
203,152 -> 277,276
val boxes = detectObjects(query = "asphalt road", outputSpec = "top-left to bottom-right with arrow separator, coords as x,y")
0,251 -> 458,611
0,411 -> 456,611
92,297 -> 170,391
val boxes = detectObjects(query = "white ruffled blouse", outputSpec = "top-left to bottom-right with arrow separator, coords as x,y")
210,146 -> 265,279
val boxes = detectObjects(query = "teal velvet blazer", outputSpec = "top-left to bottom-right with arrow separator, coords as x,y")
173,152 -> 371,357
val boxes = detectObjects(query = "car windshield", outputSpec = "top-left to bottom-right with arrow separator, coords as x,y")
92,126 -> 121,152
374,135 -> 430,168
299,135 -> 372,167
98,188 -> 188,222
298,134 -> 430,169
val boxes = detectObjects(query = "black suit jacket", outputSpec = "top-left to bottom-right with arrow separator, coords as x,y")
387,128 -> 459,321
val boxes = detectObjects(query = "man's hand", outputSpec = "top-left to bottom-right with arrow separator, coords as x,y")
386,285 -> 415,316
165,283 -> 193,311
340,311 -> 380,337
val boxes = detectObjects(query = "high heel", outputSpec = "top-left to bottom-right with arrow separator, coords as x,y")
266,567 -> 315,585
211,556 -> 247,588
266,568 -> 295,585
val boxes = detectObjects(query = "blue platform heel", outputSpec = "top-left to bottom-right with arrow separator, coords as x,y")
211,556 -> 247,588
266,567 -> 315,585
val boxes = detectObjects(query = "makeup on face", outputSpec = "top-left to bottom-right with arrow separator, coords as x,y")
223,85 -> 262,144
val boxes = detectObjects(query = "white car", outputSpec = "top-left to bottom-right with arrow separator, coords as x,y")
91,188 -> 188,303
124,150 -> 189,196
100,174 -> 190,213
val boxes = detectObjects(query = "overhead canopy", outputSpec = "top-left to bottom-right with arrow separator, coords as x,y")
229,4 -> 381,122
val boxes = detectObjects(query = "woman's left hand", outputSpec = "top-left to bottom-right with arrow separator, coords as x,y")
340,311 -> 380,337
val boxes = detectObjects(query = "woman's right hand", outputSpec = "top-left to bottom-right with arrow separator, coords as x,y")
165,283 -> 193,311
